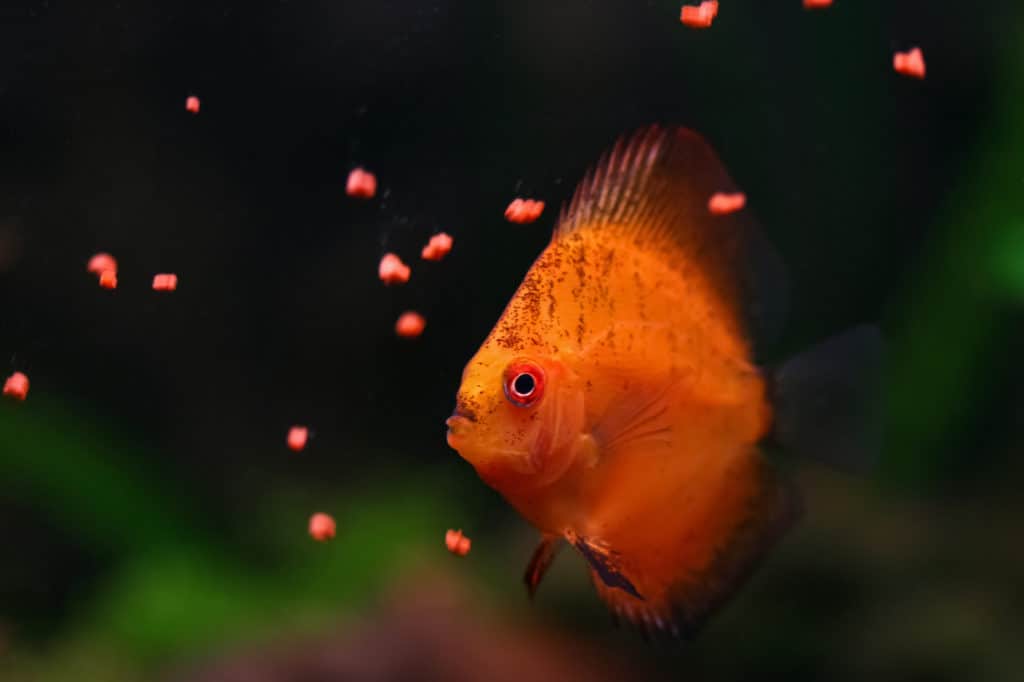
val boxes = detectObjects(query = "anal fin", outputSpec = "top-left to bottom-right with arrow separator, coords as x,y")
577,454 -> 802,639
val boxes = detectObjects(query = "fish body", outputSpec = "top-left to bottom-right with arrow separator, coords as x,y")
447,126 -> 878,636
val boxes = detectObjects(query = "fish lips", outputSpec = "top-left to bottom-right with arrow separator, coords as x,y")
445,411 -> 475,448
445,412 -> 532,477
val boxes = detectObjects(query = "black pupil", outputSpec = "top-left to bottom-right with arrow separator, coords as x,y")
513,373 -> 535,396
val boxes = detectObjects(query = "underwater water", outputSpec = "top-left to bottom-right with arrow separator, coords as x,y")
0,1 -> 1022,680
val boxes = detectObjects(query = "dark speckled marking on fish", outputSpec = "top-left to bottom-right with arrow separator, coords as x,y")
633,268 -> 647,321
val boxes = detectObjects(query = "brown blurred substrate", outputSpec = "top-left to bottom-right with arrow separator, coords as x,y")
167,570 -> 667,682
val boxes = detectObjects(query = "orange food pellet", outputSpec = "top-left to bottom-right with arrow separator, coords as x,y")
680,1 -> 717,28
504,198 -> 545,224
803,0 -> 833,8
421,232 -> 454,261
445,529 -> 471,557
3,372 -> 29,401
87,253 -> 117,276
309,512 -> 336,542
185,96 -> 200,114
378,253 -> 411,285
346,167 -> 377,199
893,47 -> 926,80
708,192 -> 747,215
152,273 -> 178,292
287,426 -> 309,452
99,270 -> 118,289
395,311 -> 426,339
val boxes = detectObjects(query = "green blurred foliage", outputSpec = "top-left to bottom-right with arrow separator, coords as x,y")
885,32 -> 1024,488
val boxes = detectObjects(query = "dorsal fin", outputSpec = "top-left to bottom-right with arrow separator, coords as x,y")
555,125 -> 788,355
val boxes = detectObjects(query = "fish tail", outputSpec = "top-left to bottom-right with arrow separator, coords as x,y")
769,325 -> 885,473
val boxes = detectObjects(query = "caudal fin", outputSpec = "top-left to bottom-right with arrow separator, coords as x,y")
770,325 -> 884,473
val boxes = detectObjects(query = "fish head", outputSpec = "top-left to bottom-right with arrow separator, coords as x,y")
446,346 -> 584,492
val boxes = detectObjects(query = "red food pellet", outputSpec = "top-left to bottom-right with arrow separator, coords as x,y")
99,270 -> 118,289
504,198 -> 545,224
3,372 -> 29,401
445,529 -> 471,557
309,513 -> 336,542
421,232 -> 454,261
708,192 -> 747,215
803,0 -> 833,8
346,167 -> 377,199
287,426 -> 309,452
505,199 -> 524,222
185,96 -> 200,114
680,1 -> 717,28
378,253 -> 411,285
152,273 -> 178,291
395,311 -> 426,339
893,47 -> 926,80
87,252 -> 117,276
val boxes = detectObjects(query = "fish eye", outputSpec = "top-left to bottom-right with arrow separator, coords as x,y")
503,360 -> 545,408
513,373 -> 535,396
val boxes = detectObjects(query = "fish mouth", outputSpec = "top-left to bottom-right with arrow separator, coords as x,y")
446,412 -> 475,447
446,415 -> 471,432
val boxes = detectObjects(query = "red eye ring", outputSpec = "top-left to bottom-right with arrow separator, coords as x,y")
503,360 -> 545,408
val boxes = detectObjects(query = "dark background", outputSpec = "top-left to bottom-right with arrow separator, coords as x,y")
0,1 -> 1022,680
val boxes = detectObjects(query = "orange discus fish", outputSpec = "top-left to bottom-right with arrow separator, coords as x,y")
446,126 -> 881,638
